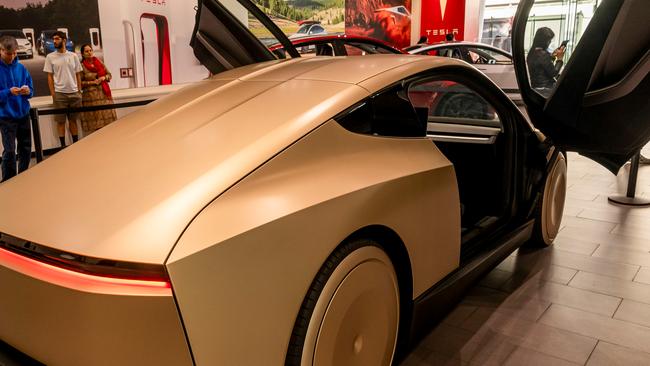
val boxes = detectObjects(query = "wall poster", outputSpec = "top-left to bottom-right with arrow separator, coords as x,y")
345,0 -> 412,48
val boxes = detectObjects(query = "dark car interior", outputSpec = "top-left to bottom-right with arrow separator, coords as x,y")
335,78 -> 510,247
407,79 -> 509,245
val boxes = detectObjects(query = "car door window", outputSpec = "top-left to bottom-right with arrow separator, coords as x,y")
336,84 -> 426,137
294,42 -> 334,57
478,47 -> 512,64
434,47 -> 463,60
408,79 -> 502,144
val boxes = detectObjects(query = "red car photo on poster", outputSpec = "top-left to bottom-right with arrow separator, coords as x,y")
345,0 -> 412,48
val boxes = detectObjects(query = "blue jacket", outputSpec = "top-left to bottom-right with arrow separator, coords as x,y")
0,57 -> 33,120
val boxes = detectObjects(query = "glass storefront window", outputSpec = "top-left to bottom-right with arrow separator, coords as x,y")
481,0 -> 603,58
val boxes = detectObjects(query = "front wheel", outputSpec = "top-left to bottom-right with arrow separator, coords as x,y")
285,239 -> 400,366
530,151 -> 567,246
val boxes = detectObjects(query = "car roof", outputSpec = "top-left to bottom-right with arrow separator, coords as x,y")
270,34 -> 404,53
408,41 -> 512,56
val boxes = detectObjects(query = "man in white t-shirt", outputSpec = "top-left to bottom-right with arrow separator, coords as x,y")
43,31 -> 83,147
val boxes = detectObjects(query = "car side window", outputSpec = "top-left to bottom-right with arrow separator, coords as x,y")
465,47 -> 512,65
336,84 -> 427,137
434,47 -> 463,60
310,25 -> 325,34
408,79 -> 500,124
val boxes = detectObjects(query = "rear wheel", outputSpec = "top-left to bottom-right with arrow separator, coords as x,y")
530,152 -> 567,246
285,239 -> 400,366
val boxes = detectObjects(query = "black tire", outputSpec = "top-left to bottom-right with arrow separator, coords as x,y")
285,239 -> 399,366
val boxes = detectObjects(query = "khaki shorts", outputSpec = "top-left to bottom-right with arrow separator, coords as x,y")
53,92 -> 82,124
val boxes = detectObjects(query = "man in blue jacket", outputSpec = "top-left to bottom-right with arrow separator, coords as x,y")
0,35 -> 33,182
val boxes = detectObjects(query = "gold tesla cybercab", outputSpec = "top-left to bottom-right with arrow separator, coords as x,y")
0,0 -> 647,364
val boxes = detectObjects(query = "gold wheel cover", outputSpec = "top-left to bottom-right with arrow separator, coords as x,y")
301,246 -> 399,366
542,153 -> 567,244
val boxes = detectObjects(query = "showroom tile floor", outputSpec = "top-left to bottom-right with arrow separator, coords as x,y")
402,148 -> 650,366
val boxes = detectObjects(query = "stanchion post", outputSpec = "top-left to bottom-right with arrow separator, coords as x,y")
29,108 -> 43,163
608,150 -> 650,207
626,153 -> 640,198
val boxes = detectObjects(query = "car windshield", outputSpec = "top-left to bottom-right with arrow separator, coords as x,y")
297,26 -> 309,34
0,30 -> 26,38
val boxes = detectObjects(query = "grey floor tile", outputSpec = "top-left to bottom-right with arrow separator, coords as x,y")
560,216 -> 618,233
442,304 -> 478,328
462,309 -> 597,364
400,346 -> 435,366
592,245 -> 650,267
566,190 -> 600,201
557,226 -> 650,249
553,236 -> 600,256
567,185 -> 618,196
614,300 -> 650,328
587,342 -> 650,366
503,347 -> 581,366
634,267 -> 650,285
460,300 -> 550,332
562,205 -> 584,217
477,269 -> 513,290
417,323 -> 517,365
578,208 -> 650,224
569,271 -> 650,304
547,249 -> 639,280
500,265 -> 578,290
420,352 -> 465,366
612,222 -> 650,240
513,280 -> 621,316
540,304 -> 650,354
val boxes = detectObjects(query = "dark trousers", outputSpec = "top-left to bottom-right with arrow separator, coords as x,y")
0,115 -> 32,182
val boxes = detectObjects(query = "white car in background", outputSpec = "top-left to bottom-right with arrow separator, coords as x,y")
289,21 -> 327,39
408,42 -> 519,104
0,30 -> 33,59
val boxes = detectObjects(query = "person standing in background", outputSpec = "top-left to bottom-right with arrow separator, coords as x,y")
79,44 -> 116,135
44,31 -> 82,148
0,36 -> 33,182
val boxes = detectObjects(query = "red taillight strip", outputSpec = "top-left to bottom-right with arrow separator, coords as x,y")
0,246 -> 172,297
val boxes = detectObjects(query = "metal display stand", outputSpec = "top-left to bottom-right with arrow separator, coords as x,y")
608,152 -> 650,207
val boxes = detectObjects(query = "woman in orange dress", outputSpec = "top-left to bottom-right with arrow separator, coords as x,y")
79,44 -> 116,135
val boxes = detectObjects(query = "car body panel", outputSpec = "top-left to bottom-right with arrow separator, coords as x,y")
0,249 -> 192,366
0,55 -> 457,265
512,0 -> 650,172
168,120 -> 459,365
